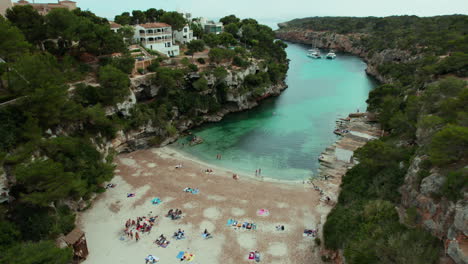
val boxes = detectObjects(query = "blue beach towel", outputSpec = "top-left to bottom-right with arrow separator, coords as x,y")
151,197 -> 162,205
176,251 -> 184,259
192,189 -> 199,194
227,219 -> 234,226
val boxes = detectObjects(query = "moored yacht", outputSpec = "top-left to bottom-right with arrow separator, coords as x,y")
307,50 -> 322,59
326,50 -> 337,59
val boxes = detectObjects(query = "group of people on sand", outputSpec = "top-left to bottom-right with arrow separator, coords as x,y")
205,168 -> 214,173
216,154 -> 222,160
275,225 -> 285,231
167,209 -> 183,220
173,228 -> 186,240
248,250 -> 261,262
124,215 -> 158,241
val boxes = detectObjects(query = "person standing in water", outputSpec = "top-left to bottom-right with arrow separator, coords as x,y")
259,168 -> 261,175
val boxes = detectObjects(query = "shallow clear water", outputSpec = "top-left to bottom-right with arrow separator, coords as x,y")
172,43 -> 376,180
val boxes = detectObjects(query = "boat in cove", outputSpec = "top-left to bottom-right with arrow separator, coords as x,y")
326,50 -> 337,59
307,39 -> 322,58
307,50 -> 322,58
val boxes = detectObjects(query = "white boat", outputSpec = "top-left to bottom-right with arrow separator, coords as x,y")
307,39 -> 321,59
307,51 -> 322,59
326,50 -> 337,59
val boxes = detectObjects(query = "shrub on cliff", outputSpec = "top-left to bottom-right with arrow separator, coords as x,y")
98,65 -> 130,105
208,48 -> 235,64
429,125 -> 468,166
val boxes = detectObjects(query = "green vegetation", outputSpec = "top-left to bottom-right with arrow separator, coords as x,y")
114,9 -> 186,30
279,15 -> 467,263
0,7 -> 126,263
0,9 -> 288,263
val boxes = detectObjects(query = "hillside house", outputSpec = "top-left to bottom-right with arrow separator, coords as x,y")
109,21 -> 121,33
134,23 -> 179,57
11,0 -> 76,15
173,24 -> 195,44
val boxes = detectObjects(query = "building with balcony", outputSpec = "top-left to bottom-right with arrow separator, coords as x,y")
173,24 -> 195,44
134,23 -> 179,57
0,0 -> 13,17
11,0 -> 77,15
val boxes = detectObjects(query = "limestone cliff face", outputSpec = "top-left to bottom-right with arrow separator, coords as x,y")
275,29 -> 414,83
276,28 -> 467,264
108,62 -> 287,152
400,157 -> 468,263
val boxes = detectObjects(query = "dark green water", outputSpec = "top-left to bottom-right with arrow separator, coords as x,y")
173,43 -> 376,180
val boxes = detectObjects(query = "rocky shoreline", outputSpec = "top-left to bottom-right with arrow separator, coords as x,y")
275,29 -> 414,83
310,113 -> 382,262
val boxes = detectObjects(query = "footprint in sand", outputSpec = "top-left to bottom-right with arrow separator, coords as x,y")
203,207 -> 221,220
276,202 -> 289,208
131,170 -> 142,177
207,195 -> 226,202
237,233 -> 257,249
120,157 -> 138,167
147,163 -> 157,168
231,208 -> 245,216
183,201 -> 198,209
267,242 -> 288,256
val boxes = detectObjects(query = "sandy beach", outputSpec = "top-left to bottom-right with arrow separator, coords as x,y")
78,146 -> 330,264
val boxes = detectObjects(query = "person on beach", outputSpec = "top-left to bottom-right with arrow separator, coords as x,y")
255,170 -> 258,176
259,168 -> 261,175
130,230 -> 133,240
135,232 -> 140,242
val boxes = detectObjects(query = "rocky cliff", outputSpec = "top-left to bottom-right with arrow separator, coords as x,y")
276,27 -> 467,264
275,29 -> 414,83
107,62 -> 287,153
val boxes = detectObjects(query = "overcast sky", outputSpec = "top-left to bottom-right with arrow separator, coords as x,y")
33,0 -> 468,26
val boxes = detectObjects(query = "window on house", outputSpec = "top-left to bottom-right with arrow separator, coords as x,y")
184,28 -> 188,33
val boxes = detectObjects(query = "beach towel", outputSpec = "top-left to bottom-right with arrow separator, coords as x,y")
176,251 -> 185,259
127,193 -> 135,198
257,209 -> 269,216
191,189 -> 199,194
151,197 -> 162,205
248,252 -> 255,260
160,241 -> 170,248
227,219 -> 234,226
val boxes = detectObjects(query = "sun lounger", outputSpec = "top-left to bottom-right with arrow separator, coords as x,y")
151,198 -> 162,205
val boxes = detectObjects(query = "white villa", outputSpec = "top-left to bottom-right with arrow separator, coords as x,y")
109,21 -> 121,33
199,17 -> 223,35
173,24 -> 195,44
134,23 -> 179,57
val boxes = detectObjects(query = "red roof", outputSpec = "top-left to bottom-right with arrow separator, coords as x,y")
109,21 -> 121,29
138,23 -> 171,29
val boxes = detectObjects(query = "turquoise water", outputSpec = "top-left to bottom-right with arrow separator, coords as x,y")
172,43 -> 376,180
